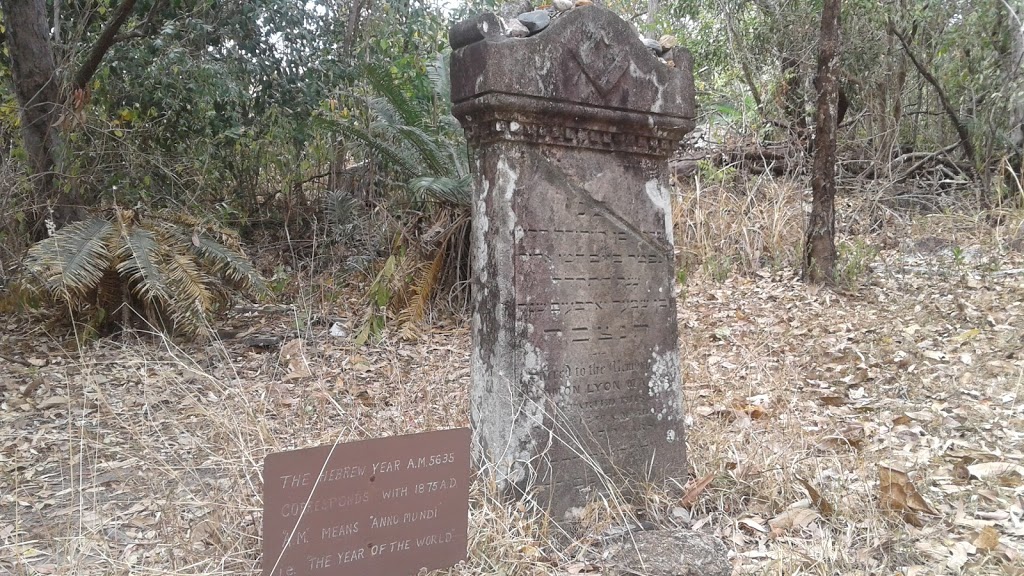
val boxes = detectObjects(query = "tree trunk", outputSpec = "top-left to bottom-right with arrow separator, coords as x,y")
645,0 -> 659,38
803,0 -> 840,284
1007,4 -> 1023,156
1,0 -> 75,235
343,0 -> 367,54
3,0 -> 142,237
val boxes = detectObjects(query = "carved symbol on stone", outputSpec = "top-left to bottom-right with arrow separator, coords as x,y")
573,29 -> 629,97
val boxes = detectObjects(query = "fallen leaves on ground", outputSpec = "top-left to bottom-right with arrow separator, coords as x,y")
2,207 -> 1023,575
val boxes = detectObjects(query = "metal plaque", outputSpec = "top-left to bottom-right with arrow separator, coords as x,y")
262,428 -> 470,576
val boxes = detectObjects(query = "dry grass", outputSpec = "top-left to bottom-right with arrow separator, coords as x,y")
674,173 -> 806,281
2,174 -> 1024,575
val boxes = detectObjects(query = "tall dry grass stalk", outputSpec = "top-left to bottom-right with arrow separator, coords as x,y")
673,174 -> 805,280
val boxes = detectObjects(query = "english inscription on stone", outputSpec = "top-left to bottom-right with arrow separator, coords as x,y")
262,428 -> 469,576
450,5 -> 696,523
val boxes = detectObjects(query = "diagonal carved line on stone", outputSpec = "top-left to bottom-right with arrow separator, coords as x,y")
531,157 -> 673,255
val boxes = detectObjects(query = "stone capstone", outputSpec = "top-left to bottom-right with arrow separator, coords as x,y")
451,6 -> 695,117
517,9 -> 552,34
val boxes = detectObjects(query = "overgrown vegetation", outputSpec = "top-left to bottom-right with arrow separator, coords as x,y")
1,0 -> 1024,574
23,208 -> 269,339
2,0 -> 1021,323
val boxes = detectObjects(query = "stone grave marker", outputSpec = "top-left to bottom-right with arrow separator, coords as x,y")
262,428 -> 470,576
450,5 -> 695,523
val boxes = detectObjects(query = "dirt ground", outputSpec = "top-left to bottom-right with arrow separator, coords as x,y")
2,205 -> 1023,575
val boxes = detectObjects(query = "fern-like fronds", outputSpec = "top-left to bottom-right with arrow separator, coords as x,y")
399,248 -> 445,327
394,123 -> 452,177
116,225 -> 173,308
156,211 -> 244,252
25,218 -> 116,299
325,190 -> 364,242
408,175 -> 472,207
23,210 -> 268,338
426,54 -> 452,105
161,249 -> 217,335
324,117 -> 421,178
191,234 -> 270,299
364,64 -> 424,130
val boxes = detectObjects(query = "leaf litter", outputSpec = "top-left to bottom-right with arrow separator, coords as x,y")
1,210 -> 1023,575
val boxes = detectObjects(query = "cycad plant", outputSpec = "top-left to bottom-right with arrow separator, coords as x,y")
23,208 -> 269,338
327,59 -> 471,208
323,56 -> 472,340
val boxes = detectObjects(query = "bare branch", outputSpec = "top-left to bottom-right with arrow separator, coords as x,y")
889,20 -> 978,174
895,140 -> 963,183
72,0 -> 138,91
113,0 -> 167,44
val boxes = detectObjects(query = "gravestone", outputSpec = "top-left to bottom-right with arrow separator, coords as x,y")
450,5 -> 696,523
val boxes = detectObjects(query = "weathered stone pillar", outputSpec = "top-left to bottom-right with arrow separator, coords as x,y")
450,5 -> 695,524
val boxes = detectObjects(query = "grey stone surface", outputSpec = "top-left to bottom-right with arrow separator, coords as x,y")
497,0 -> 534,18
450,5 -> 695,524
505,18 -> 529,38
517,9 -> 551,34
605,529 -> 732,576
449,13 -> 506,50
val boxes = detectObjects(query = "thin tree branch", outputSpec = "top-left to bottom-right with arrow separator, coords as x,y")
0,352 -> 34,367
112,0 -> 166,44
889,20 -> 978,174
725,8 -> 762,110
895,140 -> 963,183
72,0 -> 137,91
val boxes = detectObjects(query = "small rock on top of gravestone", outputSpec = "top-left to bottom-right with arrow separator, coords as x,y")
506,18 -> 530,38
517,9 -> 551,34
642,37 -> 666,55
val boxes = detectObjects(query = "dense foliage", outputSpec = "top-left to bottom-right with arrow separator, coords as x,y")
1,0 -> 1021,335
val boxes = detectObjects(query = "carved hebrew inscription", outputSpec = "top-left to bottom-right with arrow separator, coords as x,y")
513,165 -> 679,491
262,429 -> 469,576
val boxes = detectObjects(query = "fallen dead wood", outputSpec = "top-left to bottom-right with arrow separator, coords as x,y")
0,352 -> 33,367
676,145 -> 803,177
894,141 -> 968,183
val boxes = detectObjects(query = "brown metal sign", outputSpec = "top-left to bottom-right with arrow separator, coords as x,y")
262,428 -> 470,576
